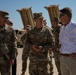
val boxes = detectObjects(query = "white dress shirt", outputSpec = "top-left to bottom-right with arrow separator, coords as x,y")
59,21 -> 76,54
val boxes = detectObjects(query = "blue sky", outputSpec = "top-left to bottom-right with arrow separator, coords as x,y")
0,0 -> 76,29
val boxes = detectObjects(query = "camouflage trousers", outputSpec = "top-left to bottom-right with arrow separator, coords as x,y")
48,56 -> 53,75
21,59 -> 28,74
0,57 -> 11,75
29,57 -> 49,75
21,48 -> 29,74
53,51 -> 61,75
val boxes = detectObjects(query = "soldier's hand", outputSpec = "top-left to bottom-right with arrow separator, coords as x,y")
32,44 -> 42,52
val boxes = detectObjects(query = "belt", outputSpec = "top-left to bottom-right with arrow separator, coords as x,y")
60,53 -> 76,57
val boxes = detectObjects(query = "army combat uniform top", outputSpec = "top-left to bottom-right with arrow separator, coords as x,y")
0,25 -> 17,61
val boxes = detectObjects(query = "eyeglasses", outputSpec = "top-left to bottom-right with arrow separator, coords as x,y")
59,13 -> 65,18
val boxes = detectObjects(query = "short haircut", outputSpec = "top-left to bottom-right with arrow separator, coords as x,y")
59,7 -> 72,18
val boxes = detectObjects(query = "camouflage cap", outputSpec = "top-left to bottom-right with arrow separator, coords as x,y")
33,12 -> 43,19
24,25 -> 31,30
52,17 -> 59,22
0,10 -> 9,17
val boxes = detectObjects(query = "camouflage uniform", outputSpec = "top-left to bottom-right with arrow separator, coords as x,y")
44,26 -> 54,75
12,31 -> 18,75
0,25 -> 17,75
6,17 -> 18,75
23,25 -> 54,75
21,25 -> 31,75
43,18 -> 54,75
52,25 -> 61,75
0,11 -> 16,75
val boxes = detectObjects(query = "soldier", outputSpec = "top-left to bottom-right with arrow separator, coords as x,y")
0,11 -> 17,75
22,12 -> 54,75
51,17 -> 61,75
43,18 -> 54,75
6,19 -> 18,75
21,25 -> 31,75
21,25 -> 31,44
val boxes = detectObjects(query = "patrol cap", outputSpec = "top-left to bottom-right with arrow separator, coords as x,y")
0,10 -> 9,17
33,12 -> 43,19
24,25 -> 31,30
52,17 -> 59,22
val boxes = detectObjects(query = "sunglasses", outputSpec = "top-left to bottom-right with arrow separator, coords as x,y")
59,13 -> 65,18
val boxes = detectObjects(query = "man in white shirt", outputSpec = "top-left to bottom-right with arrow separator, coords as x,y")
59,7 -> 76,75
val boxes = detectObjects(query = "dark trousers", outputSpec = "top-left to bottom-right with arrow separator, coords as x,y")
12,58 -> 17,75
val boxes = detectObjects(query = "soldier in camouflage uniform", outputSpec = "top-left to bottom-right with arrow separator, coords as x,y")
43,18 -> 53,75
21,25 -> 31,75
22,12 -> 54,75
6,19 -> 18,75
51,17 -> 61,75
0,11 -> 17,75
